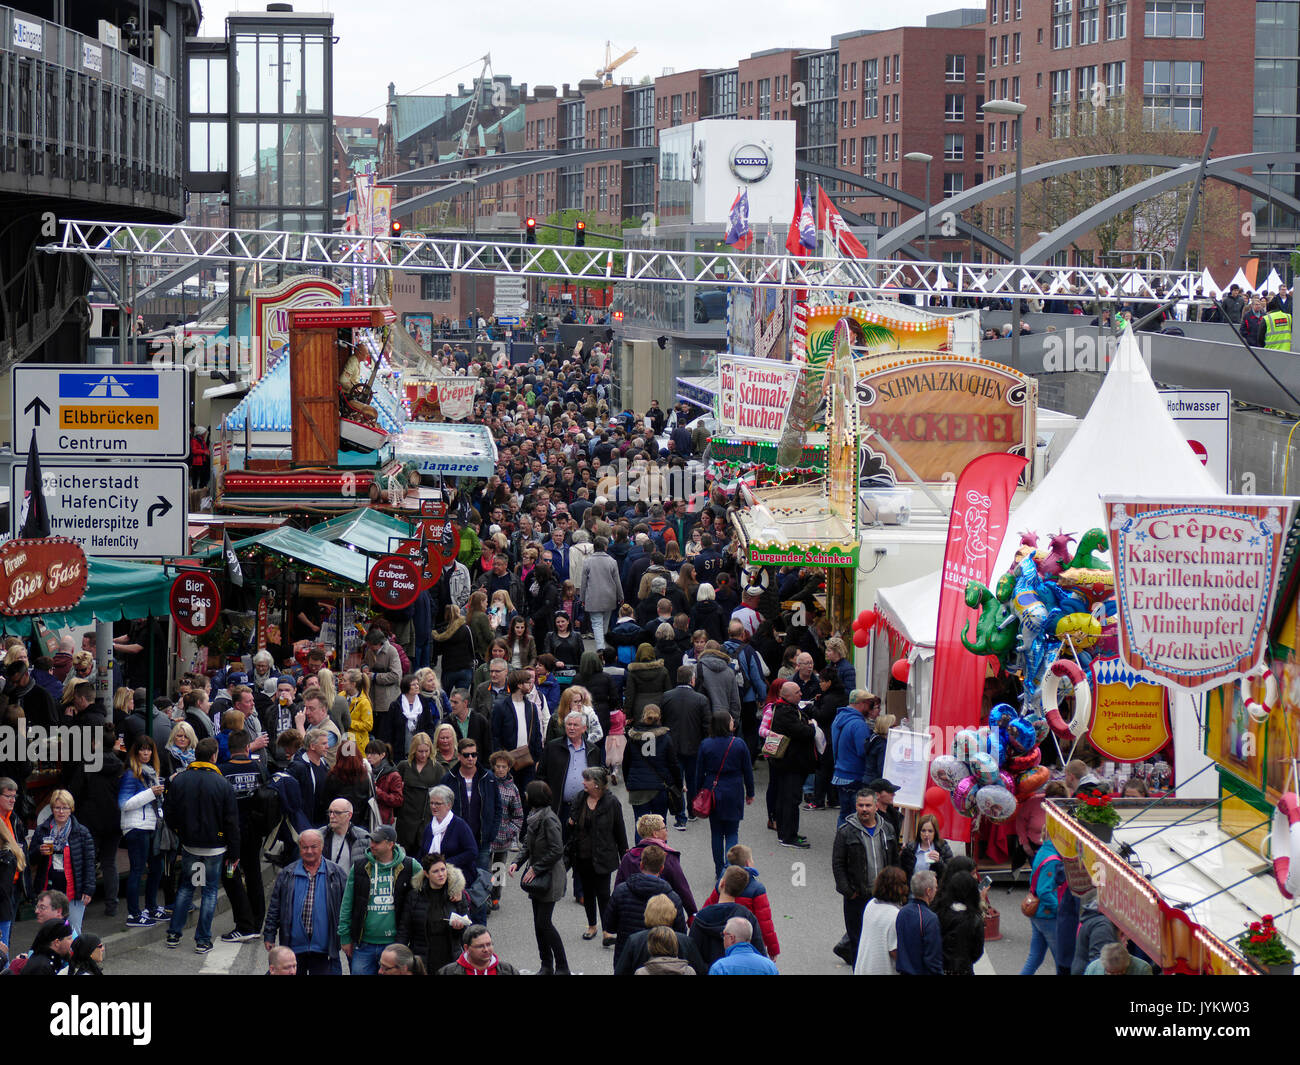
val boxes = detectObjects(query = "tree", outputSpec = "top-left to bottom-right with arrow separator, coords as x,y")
984,96 -> 1240,269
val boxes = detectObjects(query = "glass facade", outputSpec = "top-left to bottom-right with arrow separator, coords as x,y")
799,51 -> 838,168
1254,1 -> 1300,251
223,26 -> 331,233
703,70 -> 737,118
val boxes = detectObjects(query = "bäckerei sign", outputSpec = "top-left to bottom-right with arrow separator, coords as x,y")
856,356 -> 1034,483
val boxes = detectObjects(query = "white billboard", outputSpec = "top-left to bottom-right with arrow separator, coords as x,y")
660,120 -> 797,228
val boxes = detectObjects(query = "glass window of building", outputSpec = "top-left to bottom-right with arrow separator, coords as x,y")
1144,1 -> 1203,38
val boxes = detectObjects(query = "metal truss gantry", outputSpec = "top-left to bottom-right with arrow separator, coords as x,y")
41,220 -> 1210,304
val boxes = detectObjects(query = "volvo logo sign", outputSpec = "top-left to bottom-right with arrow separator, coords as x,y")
728,141 -> 773,184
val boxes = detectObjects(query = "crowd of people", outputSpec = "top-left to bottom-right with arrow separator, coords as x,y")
0,336 -> 1150,977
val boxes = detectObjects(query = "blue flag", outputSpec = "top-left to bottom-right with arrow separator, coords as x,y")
724,190 -> 753,251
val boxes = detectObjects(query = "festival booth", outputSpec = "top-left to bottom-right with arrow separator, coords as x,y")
731,307 -> 1038,642
218,305 -> 415,512
871,332 -> 1300,971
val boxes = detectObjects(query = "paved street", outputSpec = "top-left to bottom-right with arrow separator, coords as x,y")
31,759 -> 1052,976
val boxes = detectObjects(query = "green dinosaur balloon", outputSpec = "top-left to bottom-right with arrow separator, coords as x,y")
1068,528 -> 1110,571
960,579 -> 1020,658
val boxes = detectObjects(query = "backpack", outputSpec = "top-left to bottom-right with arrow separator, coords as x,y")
260,772 -> 298,866
616,644 -> 635,665
249,776 -> 283,838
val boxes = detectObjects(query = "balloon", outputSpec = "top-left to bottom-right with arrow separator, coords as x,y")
999,770 -> 1016,792
970,752 -> 1000,787
853,629 -> 870,649
922,786 -> 951,834
1006,748 -> 1042,774
930,755 -> 967,791
856,609 -> 879,631
1005,717 -> 1037,755
891,658 -> 910,684
953,775 -> 981,816
925,785 -> 950,810
1016,765 -> 1050,799
952,729 -> 981,763
975,785 -> 1018,822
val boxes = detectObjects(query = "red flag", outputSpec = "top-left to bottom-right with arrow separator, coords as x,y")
784,182 -> 807,259
930,452 -> 1027,843
817,186 -> 870,258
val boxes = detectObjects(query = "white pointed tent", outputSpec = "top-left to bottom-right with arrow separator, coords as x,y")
876,330 -> 1220,655
1227,267 -> 1254,294
1262,268 -> 1285,295
1197,268 -> 1222,300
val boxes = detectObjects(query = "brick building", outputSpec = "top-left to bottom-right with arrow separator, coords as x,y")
832,18 -> 986,256
980,0 -> 1256,272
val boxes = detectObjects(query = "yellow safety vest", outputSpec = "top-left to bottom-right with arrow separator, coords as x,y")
1264,311 -> 1292,350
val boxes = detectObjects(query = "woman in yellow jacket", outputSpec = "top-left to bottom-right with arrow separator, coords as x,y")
340,668 -> 374,754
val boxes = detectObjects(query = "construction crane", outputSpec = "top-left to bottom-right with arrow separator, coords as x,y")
596,41 -> 637,86
434,53 -> 493,229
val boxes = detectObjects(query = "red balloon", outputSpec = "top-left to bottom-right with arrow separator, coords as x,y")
853,629 -> 870,648
856,609 -> 879,631
923,786 -> 951,833
891,658 -> 911,684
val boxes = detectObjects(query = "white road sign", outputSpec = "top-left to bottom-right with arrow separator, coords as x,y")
1158,389 -> 1231,491
12,364 -> 191,459
12,462 -> 190,558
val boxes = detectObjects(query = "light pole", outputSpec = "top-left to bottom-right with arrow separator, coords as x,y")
903,151 -> 934,264
1266,160 -> 1276,276
462,175 -> 479,330
984,100 -> 1028,367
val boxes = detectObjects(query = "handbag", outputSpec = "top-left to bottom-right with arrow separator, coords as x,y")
508,746 -> 535,772
1020,855 -> 1059,917
646,756 -> 684,815
761,732 -> 789,760
520,863 -> 552,897
692,737 -> 736,819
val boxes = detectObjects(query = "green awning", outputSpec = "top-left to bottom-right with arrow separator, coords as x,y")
308,508 -> 414,558
234,526 -> 372,588
0,557 -> 174,634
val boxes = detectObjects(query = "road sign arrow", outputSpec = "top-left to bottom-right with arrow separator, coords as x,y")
146,495 -> 173,527
24,397 -> 50,425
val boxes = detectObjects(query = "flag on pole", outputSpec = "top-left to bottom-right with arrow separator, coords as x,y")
784,183 -> 806,259
723,189 -> 753,251
223,528 -> 245,588
17,429 -> 49,539
800,190 -> 816,251
817,186 -> 870,258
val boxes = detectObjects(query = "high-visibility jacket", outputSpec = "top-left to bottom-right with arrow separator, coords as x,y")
1264,310 -> 1292,350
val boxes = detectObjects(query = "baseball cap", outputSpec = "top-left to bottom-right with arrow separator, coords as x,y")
867,778 -> 898,794
371,825 -> 398,843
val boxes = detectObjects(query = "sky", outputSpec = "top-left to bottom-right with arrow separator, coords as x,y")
197,0 -> 980,118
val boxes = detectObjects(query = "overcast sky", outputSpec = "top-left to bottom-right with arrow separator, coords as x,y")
201,0 -> 979,117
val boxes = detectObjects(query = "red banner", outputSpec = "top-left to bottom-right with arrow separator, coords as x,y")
0,538 -> 88,616
931,452 -> 1026,842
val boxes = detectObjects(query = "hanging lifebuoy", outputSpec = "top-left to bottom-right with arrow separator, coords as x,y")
1042,659 -> 1091,739
1271,793 -> 1300,899
1240,670 -> 1280,722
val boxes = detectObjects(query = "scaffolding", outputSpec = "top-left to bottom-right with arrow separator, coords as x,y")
41,219 -> 1212,304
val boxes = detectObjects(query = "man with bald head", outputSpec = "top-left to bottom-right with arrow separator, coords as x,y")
770,681 -> 817,849
263,827 -> 348,975
709,916 -> 779,974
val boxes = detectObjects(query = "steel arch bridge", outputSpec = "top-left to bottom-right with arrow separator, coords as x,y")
875,151 -> 1300,261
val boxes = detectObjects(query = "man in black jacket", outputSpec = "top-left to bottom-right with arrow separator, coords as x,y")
217,730 -> 269,941
770,682 -> 816,850
165,737 -> 240,954
659,666 -> 710,828
542,713 -> 605,816
831,787 -> 899,963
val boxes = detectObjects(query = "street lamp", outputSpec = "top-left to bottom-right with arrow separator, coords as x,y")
984,99 -> 1028,366
461,176 -> 479,326
903,151 -> 934,264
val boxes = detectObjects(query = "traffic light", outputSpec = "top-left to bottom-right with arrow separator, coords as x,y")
525,217 -> 537,244
575,219 -> 586,246
390,219 -> 402,239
